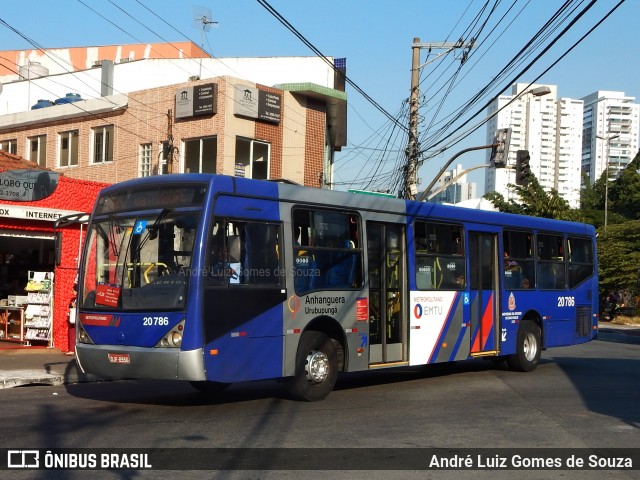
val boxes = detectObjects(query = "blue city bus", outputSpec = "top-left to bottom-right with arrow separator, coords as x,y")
75,174 -> 598,401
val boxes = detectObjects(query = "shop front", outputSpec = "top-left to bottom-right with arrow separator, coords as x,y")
0,156 -> 107,352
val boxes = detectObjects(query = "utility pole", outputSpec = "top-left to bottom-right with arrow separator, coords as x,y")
165,109 -> 175,174
403,37 -> 475,200
404,38 -> 421,200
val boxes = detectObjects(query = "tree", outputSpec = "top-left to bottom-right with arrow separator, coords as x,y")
580,173 -> 606,227
597,219 -> 640,298
484,170 -> 580,221
608,150 -> 640,221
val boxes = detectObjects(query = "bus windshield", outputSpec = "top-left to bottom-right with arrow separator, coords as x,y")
80,210 -> 200,311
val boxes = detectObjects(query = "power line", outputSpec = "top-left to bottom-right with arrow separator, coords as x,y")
256,0 -> 407,134
419,0 -> 595,157
422,0 -> 626,161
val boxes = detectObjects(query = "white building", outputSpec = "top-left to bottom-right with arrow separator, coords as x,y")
429,164 -> 477,204
581,91 -> 639,186
485,83 -> 582,208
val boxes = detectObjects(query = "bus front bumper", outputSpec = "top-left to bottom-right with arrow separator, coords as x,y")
75,344 -> 206,381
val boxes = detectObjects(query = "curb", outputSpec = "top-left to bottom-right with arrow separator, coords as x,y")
0,370 -> 65,388
0,371 -> 108,389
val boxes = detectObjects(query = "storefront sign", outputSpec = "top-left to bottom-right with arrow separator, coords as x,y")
233,84 -> 281,124
0,204 -> 81,222
234,162 -> 246,178
175,83 -> 217,119
0,170 -> 60,201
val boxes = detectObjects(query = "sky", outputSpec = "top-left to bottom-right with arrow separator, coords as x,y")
0,0 -> 637,195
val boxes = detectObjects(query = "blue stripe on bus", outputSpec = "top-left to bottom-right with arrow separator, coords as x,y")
82,312 -> 185,347
203,303 -> 284,383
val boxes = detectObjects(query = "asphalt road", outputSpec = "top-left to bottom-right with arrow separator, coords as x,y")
0,334 -> 638,480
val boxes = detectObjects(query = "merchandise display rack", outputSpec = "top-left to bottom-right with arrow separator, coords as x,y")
23,271 -> 54,347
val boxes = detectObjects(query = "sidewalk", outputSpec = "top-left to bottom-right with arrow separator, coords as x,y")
0,322 -> 638,389
597,320 -> 640,336
0,345 -> 104,389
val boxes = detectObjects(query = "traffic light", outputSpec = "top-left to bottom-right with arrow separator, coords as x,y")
515,150 -> 530,186
490,128 -> 511,168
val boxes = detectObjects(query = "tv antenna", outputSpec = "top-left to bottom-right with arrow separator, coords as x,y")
193,5 -> 218,79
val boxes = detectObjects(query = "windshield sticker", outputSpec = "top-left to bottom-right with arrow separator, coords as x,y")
96,283 -> 121,307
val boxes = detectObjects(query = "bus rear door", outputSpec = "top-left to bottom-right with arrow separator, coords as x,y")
468,231 -> 500,356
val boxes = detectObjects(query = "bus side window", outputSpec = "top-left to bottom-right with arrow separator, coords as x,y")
326,240 -> 358,288
227,235 -> 241,284
241,222 -> 281,286
414,221 -> 464,290
538,263 -> 556,289
208,221 -> 227,286
293,210 -> 318,292
293,208 -> 361,293
416,259 -> 433,289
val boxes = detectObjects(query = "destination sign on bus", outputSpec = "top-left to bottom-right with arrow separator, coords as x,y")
95,185 -> 207,214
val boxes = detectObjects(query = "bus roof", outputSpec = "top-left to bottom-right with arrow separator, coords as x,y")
97,174 -> 594,236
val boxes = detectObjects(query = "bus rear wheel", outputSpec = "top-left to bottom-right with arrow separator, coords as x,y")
507,320 -> 541,372
286,331 -> 338,402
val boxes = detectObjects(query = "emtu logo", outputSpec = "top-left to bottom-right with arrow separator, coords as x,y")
8,450 -> 39,468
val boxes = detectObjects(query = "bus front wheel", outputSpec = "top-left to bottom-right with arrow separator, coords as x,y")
507,320 -> 541,372
286,331 -> 338,402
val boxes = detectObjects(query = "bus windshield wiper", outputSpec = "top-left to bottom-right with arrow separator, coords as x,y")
138,208 -> 172,252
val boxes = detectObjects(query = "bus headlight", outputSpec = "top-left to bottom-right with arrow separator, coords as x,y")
170,331 -> 183,347
77,325 -> 94,344
155,319 -> 185,348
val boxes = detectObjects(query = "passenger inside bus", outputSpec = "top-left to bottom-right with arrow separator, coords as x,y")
503,250 -> 522,290
209,226 -> 240,284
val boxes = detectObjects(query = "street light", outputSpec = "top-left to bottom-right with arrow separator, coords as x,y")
417,85 -> 551,202
596,133 -> 619,232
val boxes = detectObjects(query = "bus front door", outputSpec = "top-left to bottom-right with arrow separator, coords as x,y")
367,223 -> 406,365
468,231 -> 500,356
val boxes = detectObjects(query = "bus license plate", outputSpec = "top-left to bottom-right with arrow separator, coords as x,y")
107,353 -> 131,364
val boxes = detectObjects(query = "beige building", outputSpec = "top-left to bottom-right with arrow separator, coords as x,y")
0,43 -> 347,188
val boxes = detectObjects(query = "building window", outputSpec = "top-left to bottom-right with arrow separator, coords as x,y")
184,136 -> 216,173
59,130 -> 79,167
140,143 -> 152,177
92,125 -> 114,164
1,139 -> 17,155
28,135 -> 47,167
235,137 -> 270,179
